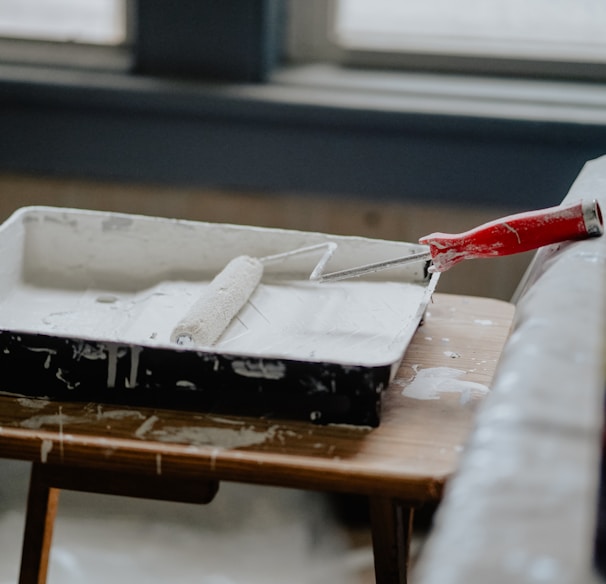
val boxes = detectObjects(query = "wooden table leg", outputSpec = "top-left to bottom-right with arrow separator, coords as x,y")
19,463 -> 60,584
369,496 -> 414,584
17,463 -> 220,584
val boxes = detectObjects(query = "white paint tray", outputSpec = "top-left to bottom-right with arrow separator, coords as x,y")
0,206 -> 438,426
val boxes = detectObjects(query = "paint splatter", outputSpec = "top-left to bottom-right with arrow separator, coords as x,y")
17,397 -> 50,410
21,412 -> 78,430
21,408 -> 145,430
398,366 -> 489,404
231,360 -> 286,380
134,415 -> 159,438
150,424 -> 280,448
40,439 -> 53,463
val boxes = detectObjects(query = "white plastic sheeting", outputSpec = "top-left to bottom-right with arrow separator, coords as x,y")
414,155 -> 606,584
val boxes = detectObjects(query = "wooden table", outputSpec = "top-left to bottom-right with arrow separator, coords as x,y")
0,293 -> 514,584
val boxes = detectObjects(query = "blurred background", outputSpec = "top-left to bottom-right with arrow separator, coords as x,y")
0,1 -> 605,582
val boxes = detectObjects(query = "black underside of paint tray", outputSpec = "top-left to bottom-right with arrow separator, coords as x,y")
0,330 -> 390,427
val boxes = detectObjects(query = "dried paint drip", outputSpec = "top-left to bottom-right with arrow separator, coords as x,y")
20,408 -> 146,430
40,439 -> 53,462
150,424 -> 280,448
134,415 -> 159,438
170,255 -> 263,347
398,366 -> 489,404
17,397 -> 50,410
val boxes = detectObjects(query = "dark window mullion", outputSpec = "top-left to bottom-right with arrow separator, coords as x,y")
132,0 -> 283,82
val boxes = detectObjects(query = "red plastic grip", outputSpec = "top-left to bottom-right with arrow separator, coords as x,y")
419,200 -> 603,273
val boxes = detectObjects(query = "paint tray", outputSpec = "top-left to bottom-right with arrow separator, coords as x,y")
0,206 -> 438,426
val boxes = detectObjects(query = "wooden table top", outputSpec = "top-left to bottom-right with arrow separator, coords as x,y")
0,293 -> 514,501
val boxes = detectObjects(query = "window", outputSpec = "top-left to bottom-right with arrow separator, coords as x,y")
0,1 -> 278,80
288,0 -> 606,80
0,0 -> 126,45
0,0 -> 604,211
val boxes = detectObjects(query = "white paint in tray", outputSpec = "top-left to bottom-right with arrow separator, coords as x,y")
0,207 -> 437,367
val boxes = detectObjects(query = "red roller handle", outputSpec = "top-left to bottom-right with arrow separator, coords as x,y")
419,200 -> 603,273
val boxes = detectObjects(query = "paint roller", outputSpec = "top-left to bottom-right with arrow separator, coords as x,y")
172,200 -> 603,346
312,200 -> 604,281
171,255 -> 263,347
170,243 -> 336,347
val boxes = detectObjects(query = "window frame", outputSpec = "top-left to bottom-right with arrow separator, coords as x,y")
133,0 -> 284,82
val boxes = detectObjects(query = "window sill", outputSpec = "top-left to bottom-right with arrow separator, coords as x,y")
0,38 -> 131,72
1,57 -> 605,207
273,64 -> 606,126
